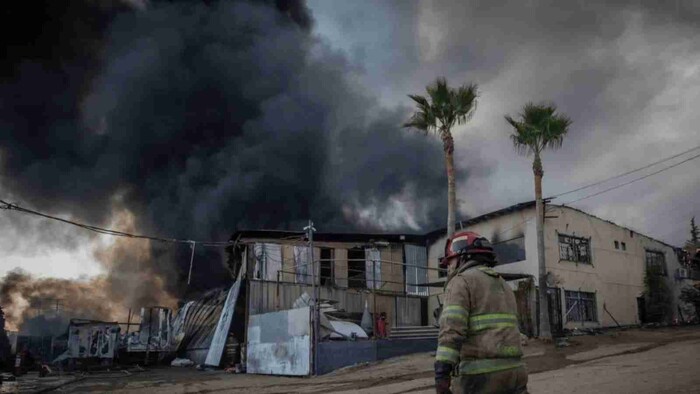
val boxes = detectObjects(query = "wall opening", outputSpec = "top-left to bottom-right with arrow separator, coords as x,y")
320,248 -> 334,286
348,248 -> 367,289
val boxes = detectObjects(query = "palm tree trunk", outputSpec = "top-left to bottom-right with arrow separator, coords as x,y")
533,152 -> 552,339
443,131 -> 456,237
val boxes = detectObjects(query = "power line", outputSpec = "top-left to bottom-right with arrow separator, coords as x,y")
550,144 -> 700,199
0,199 -> 233,247
560,151 -> 700,206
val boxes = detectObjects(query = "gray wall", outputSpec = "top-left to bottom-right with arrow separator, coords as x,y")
316,338 -> 437,375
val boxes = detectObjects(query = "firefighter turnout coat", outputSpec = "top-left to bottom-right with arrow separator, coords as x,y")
436,260 -> 526,381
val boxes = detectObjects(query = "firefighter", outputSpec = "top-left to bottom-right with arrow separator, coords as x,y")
434,231 -> 528,394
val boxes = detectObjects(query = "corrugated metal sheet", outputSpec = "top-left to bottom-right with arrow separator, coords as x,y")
394,296 -> 422,327
248,281 -> 364,315
205,271 -> 243,366
404,245 -> 428,296
175,289 -> 228,365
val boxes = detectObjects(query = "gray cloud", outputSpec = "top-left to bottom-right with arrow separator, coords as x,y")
0,0 -> 449,304
309,0 -> 700,246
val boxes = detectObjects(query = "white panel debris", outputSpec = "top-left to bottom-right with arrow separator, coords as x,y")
327,320 -> 368,339
66,321 -> 120,359
246,307 -> 311,376
205,269 -> 243,366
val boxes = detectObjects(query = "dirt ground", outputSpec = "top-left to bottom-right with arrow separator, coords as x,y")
9,325 -> 700,393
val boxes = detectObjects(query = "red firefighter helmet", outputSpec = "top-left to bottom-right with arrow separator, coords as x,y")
439,231 -> 495,268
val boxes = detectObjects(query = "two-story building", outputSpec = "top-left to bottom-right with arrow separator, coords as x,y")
426,201 -> 691,335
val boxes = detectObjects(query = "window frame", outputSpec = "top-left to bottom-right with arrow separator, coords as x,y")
320,248 -> 335,286
492,235 -> 526,265
645,249 -> 667,276
347,248 -> 367,289
565,290 -> 598,322
558,233 -> 592,264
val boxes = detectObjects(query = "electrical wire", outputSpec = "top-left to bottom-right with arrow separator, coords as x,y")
550,144 -> 700,199
490,151 -> 698,242
0,199 -> 234,247
560,151 -> 700,205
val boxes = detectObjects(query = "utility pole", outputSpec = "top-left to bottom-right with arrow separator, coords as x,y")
536,196 -> 551,339
304,220 -> 318,375
187,241 -> 196,285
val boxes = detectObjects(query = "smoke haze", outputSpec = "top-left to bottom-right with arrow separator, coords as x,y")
0,0 -> 449,330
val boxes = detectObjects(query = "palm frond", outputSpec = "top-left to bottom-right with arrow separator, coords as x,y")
404,77 -> 479,137
505,115 -> 535,157
453,83 -> 479,126
506,102 -> 571,156
543,113 -> 572,151
408,94 -> 430,111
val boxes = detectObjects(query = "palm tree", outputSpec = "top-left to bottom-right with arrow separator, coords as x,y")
404,78 -> 479,237
505,103 -> 571,339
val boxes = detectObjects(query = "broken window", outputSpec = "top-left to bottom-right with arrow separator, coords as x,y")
614,241 -> 619,249
320,248 -> 334,286
621,242 -> 626,251
493,236 -> 526,265
404,245 -> 428,296
293,245 -> 313,284
558,234 -> 591,264
565,290 -> 597,322
253,243 -> 282,281
645,250 -> 667,276
348,248 -> 366,289
365,248 -> 382,289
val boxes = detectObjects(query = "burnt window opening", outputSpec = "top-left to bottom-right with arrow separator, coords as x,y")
645,250 -> 667,276
493,236 -> 526,265
621,242 -> 626,251
630,231 -> 634,238
614,241 -> 619,250
565,290 -> 597,322
558,234 -> 591,264
320,248 -> 334,286
348,248 -> 366,289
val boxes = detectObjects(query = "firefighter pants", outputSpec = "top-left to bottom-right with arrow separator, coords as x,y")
453,366 -> 528,394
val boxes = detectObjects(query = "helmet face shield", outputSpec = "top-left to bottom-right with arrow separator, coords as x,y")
439,231 -> 495,268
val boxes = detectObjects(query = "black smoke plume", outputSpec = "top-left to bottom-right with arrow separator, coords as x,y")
0,0 -> 448,328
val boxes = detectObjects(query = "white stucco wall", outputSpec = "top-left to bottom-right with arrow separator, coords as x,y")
544,205 -> 684,328
425,204 -> 685,328
426,207 -> 537,325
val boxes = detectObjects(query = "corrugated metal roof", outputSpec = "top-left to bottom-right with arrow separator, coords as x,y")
225,198 -> 680,250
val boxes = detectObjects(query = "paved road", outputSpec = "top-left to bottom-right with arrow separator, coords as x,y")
60,329 -> 700,393
394,338 -> 700,394
525,338 -> 700,394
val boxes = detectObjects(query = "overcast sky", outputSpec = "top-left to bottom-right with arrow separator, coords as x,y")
309,0 -> 699,239
1,0 -> 699,281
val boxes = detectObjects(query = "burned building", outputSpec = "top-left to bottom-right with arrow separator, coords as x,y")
426,201 -> 694,336
223,230 -> 438,375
